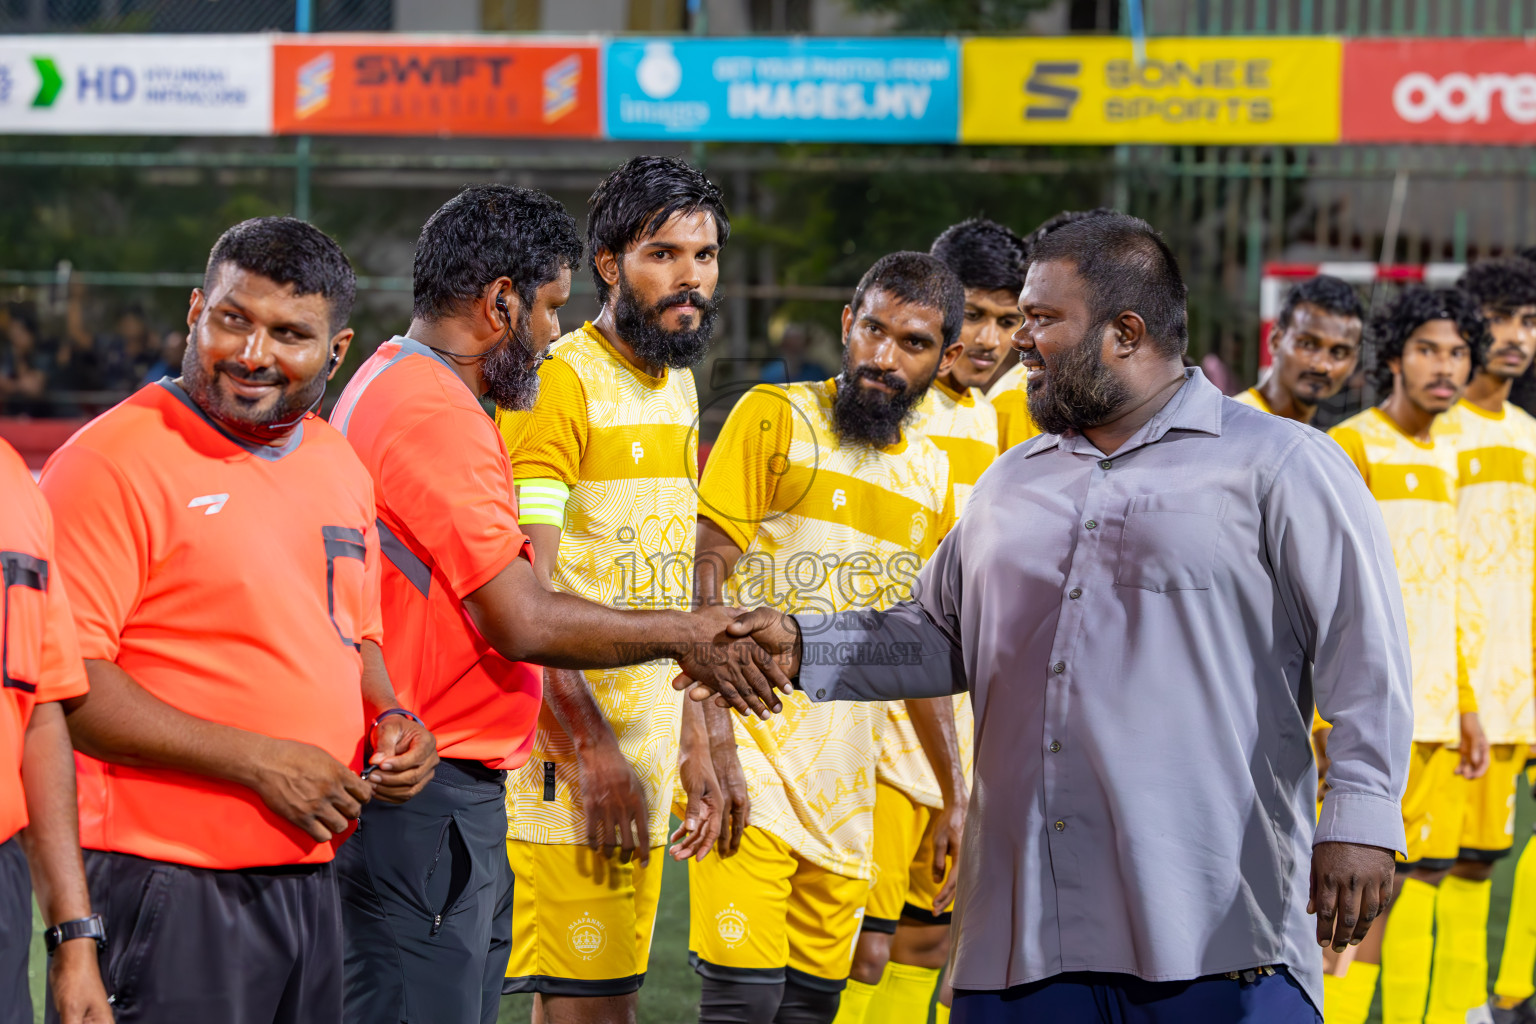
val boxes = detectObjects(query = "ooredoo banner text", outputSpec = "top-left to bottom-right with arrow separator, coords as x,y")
1342,39 -> 1536,143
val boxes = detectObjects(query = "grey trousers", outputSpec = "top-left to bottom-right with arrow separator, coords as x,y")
0,837 -> 31,1024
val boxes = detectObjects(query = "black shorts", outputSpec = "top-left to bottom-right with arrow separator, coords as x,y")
0,837 -> 31,1024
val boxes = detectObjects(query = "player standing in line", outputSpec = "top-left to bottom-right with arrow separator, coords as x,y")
40,217 -> 439,1023
495,157 -> 733,1022
0,439 -> 111,1024
1325,287 -> 1492,1024
1232,275 -> 1364,424
331,184 -> 783,1024
1425,259 -> 1536,1024
688,252 -> 962,1024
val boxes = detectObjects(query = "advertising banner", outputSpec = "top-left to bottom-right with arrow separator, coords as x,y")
1342,39 -> 1536,144
960,36 -> 1341,144
272,37 -> 601,138
0,35 -> 272,135
604,37 -> 959,142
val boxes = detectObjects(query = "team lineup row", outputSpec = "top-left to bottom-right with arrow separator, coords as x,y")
0,154 -> 1531,1024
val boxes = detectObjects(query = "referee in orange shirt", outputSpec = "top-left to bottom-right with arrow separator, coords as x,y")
0,439 -> 111,1024
332,184 -> 786,1024
41,217 -> 437,1023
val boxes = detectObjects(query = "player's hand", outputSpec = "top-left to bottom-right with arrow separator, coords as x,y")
1309,841 -> 1395,952
576,740 -> 650,867
930,795 -> 966,914
1458,713 -> 1490,780
671,736 -> 722,862
365,714 -> 438,804
709,738 -> 752,858
674,605 -> 795,721
49,939 -> 112,1023
250,737 -> 373,842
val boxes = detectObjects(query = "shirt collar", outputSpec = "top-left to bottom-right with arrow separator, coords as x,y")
157,378 -> 306,461
1023,367 -> 1224,459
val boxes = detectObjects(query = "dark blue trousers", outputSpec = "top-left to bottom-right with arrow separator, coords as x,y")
953,969 -> 1321,1024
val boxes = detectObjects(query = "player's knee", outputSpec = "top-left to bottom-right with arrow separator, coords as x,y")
848,930 -> 891,985
772,976 -> 843,1024
698,977 -> 783,1024
891,921 -> 950,969
1451,858 -> 1496,882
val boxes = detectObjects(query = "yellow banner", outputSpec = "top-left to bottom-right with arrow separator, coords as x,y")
960,37 -> 1342,144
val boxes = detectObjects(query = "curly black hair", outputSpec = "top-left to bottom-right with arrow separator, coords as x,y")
1458,257 -> 1536,315
850,251 -> 965,349
412,185 -> 583,324
929,218 -> 1026,296
206,217 -> 355,332
1366,286 -> 1490,394
1277,275 -> 1364,331
587,156 -> 730,304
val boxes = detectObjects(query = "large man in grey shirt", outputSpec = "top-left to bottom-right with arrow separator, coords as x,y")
691,213 -> 1413,1023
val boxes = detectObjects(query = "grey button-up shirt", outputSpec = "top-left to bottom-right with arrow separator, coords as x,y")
798,368 -> 1412,1009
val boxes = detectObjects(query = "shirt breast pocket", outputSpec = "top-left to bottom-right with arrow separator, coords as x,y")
1,551 -> 47,692
1114,492 -> 1228,593
321,526 -> 367,650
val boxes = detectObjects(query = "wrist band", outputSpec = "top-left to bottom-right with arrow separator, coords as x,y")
372,708 -> 424,730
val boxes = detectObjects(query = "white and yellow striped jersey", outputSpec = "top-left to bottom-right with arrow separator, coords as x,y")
1330,407 -> 1473,743
497,322 -> 698,846
699,378 -> 954,878
986,362 -> 1041,453
1439,400 -> 1536,746
1231,387 -> 1274,414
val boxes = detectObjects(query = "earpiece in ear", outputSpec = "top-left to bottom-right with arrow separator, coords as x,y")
327,349 -> 340,374
495,291 -> 510,328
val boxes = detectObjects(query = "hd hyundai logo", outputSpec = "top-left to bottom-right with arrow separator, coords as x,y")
1025,61 -> 1081,120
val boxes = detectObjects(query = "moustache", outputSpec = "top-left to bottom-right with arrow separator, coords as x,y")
1494,345 -> 1526,359
1427,378 -> 1458,390
853,365 -> 908,392
654,290 -> 714,316
216,362 -> 286,387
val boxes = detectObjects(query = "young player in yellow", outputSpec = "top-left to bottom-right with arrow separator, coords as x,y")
690,252 -> 963,1024
498,157 -> 735,1022
1232,275 -> 1363,425
1326,286 -> 1492,1024
1437,259 -> 1536,1024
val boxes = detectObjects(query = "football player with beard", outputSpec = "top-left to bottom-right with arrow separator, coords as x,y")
494,156 -> 735,1023
330,184 -> 787,1024
688,252 -> 962,1024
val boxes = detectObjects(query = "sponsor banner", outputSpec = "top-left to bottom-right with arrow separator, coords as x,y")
604,37 -> 958,142
272,36 -> 600,138
960,36 -> 1341,144
1342,39 -> 1536,143
0,35 -> 271,135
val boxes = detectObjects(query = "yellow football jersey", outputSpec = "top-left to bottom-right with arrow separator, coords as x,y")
1439,400 -> 1536,745
1330,407 -> 1470,743
1231,387 -> 1273,413
497,322 -> 699,846
699,378 -> 955,878
986,362 -> 1041,453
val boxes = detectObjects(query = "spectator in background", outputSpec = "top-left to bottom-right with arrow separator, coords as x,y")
139,330 -> 187,388
94,305 -> 155,392
760,322 -> 831,384
1,304 -> 52,415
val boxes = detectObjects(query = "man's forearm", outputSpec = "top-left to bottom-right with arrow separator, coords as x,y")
543,667 -> 621,753
359,640 -> 403,722
905,696 -> 965,804
18,703 -> 93,926
68,660 -> 272,790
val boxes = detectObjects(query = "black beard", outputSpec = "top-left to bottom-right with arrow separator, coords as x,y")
181,325 -> 324,436
1024,323 -> 1132,436
480,311 -> 542,412
613,273 -> 718,370
830,350 -> 935,448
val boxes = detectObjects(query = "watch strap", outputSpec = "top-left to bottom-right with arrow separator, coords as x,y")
45,913 -> 105,954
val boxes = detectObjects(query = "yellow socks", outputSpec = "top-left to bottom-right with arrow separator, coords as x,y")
1425,875 -> 1491,1024
1498,839 -> 1536,1004
1322,960 -> 1380,1024
935,1002 -> 951,1024
1382,877 -> 1438,1024
865,961 -> 941,1024
832,977 -> 879,1024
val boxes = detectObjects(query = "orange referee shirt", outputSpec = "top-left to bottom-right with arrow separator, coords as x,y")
41,380 -> 382,870
331,337 -> 540,769
0,439 -> 89,846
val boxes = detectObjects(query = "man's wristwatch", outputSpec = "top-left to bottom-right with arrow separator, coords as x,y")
44,913 -> 106,955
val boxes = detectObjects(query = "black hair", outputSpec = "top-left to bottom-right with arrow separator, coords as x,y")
1026,212 -> 1189,357
1022,208 -> 1118,266
587,156 -> 730,303
5,302 -> 38,339
1366,286 -> 1489,394
412,184 -> 583,325
1276,275 -> 1365,332
1517,246 -> 1536,265
205,217 -> 356,333
929,218 -> 1026,297
850,251 -> 965,350
1458,258 -> 1536,315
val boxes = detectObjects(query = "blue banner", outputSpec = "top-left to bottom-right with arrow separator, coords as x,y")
604,38 -> 959,142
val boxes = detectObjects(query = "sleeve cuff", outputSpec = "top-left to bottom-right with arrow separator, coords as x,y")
1315,791 -> 1407,856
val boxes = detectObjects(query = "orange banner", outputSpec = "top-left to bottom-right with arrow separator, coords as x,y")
272,37 -> 600,138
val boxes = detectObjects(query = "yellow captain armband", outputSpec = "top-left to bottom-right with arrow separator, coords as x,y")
516,478 -> 570,529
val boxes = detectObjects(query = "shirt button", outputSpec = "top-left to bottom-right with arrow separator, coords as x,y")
1084,520 -> 1097,530
1052,661 -> 1066,674
1054,820 -> 1066,832
815,689 -> 826,699
1068,587 -> 1082,600
1099,459 -> 1112,470
1049,740 -> 1061,753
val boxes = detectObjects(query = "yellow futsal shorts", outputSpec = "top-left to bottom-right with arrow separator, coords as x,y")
503,840 -> 662,996
688,825 -> 869,990
1400,741 -> 1468,870
865,780 -> 951,930
1459,743 -> 1526,862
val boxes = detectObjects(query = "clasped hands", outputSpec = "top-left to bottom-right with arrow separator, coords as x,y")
674,606 -> 802,719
